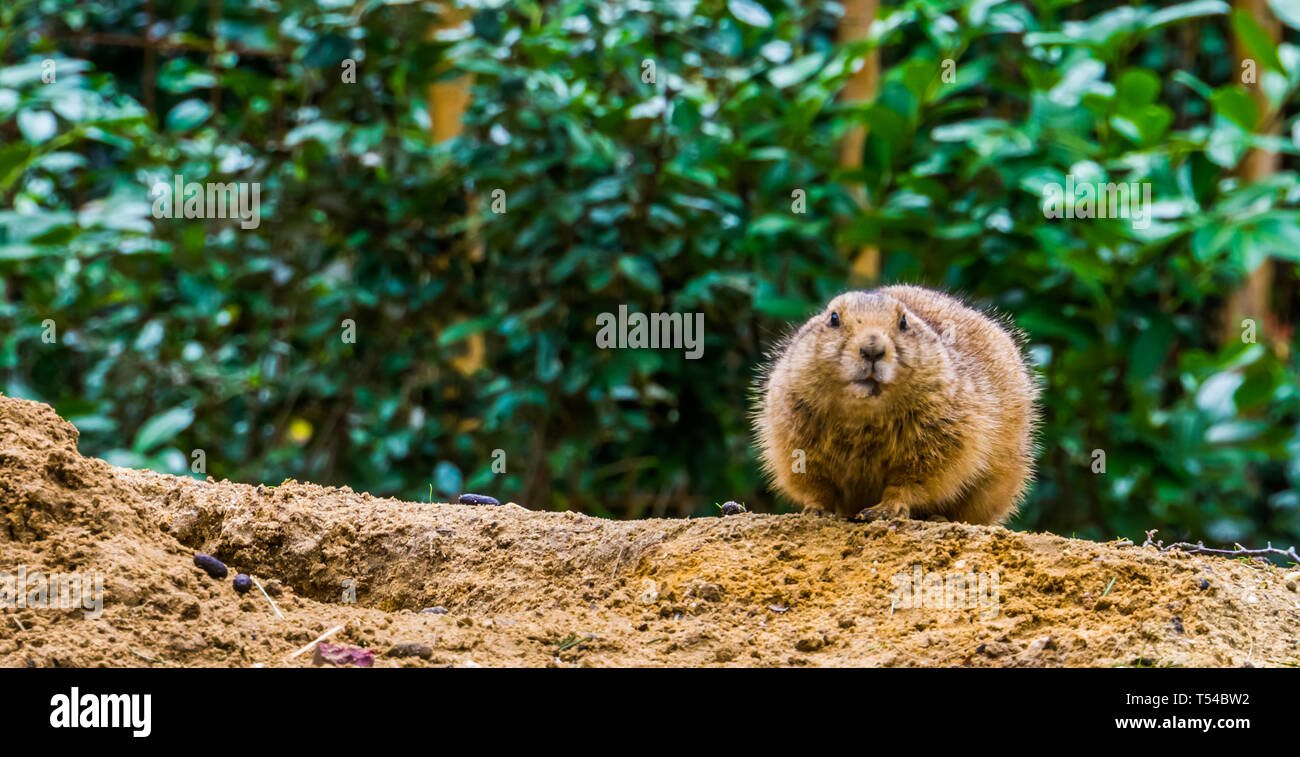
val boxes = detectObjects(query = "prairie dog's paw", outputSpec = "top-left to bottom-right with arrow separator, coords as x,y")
853,500 -> 910,522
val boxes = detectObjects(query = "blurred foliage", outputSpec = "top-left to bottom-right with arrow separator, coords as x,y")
2,0 -> 1300,549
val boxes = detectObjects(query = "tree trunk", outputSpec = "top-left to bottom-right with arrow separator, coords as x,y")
428,5 -> 472,144
428,4 -> 485,374
1222,0 -> 1280,344
838,0 -> 881,283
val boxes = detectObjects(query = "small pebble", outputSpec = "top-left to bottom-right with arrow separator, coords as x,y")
193,553 -> 228,580
458,493 -> 501,506
420,606 -> 449,614
795,636 -> 823,653
387,642 -> 433,659
720,501 -> 747,516
233,574 -> 253,595
1023,636 -> 1055,655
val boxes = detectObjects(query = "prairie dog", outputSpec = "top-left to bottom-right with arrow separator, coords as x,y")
754,285 -> 1039,525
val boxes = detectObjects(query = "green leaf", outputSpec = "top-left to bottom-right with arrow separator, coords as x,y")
1063,7 -> 1149,49
1270,0 -> 1300,31
1048,59 -> 1106,107
768,53 -> 826,88
1128,317 -> 1174,380
165,99 -> 212,131
285,120 -> 348,147
728,0 -> 772,28
17,110 -> 57,143
133,406 -> 195,453
749,214 -> 801,236
438,316 -> 496,346
1205,420 -> 1267,444
1231,10 -> 1285,74
582,177 -> 623,203
0,243 -> 43,260
1206,120 -> 1250,166
0,143 -> 32,181
157,59 -> 217,93
618,256 -> 662,292
1144,1 -> 1229,30
1171,70 -> 1213,99
1210,87 -> 1259,130
1234,366 -> 1280,411
1195,372 -> 1244,418
1117,68 -> 1160,108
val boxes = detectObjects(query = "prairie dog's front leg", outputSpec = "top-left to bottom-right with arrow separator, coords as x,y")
853,483 -> 926,522
782,472 -> 841,517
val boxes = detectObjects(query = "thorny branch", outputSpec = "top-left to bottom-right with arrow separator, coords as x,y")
1143,530 -> 1300,566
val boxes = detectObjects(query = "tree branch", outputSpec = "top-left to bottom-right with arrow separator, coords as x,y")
1142,530 -> 1300,565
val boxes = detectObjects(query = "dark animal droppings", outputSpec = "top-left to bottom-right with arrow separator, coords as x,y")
720,501 -> 746,516
193,553 -> 228,579
387,642 -> 434,659
233,574 -> 253,594
458,493 -> 501,506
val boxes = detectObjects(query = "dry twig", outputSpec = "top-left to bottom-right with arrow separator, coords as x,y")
286,624 -> 344,661
1142,530 -> 1300,565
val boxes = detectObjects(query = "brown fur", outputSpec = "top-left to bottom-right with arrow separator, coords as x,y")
753,285 -> 1039,525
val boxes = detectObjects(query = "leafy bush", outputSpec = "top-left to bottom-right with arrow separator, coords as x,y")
2,0 -> 1298,549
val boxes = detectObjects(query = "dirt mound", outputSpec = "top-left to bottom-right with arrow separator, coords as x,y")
1,395 -> 1297,667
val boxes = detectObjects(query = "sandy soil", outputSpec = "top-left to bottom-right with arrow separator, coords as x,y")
2,394 -> 1298,667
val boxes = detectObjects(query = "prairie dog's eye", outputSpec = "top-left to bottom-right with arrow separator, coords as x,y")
899,314 -> 908,331
828,312 -> 841,328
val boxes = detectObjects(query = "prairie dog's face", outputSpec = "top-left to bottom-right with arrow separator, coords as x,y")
804,291 -> 938,408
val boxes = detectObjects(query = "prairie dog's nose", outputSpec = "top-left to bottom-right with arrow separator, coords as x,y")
860,341 -> 885,363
